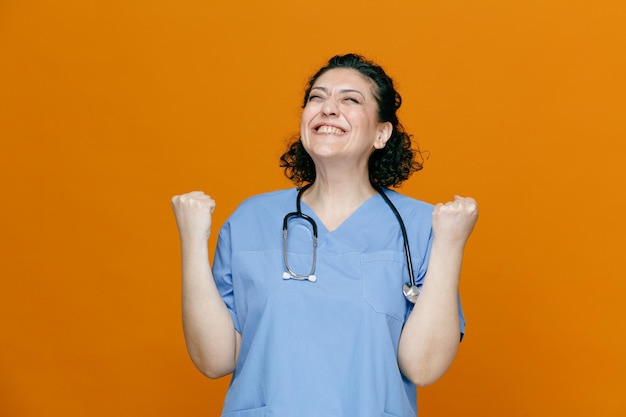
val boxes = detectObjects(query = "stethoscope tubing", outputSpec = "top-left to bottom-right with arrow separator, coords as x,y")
283,182 -> 417,291
371,183 -> 417,289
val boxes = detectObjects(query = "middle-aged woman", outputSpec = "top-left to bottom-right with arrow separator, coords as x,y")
171,53 -> 478,416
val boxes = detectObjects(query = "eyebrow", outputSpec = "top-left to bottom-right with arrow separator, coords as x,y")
311,86 -> 365,99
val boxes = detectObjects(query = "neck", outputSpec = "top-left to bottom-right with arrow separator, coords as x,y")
301,172 -> 377,231
307,158 -> 375,198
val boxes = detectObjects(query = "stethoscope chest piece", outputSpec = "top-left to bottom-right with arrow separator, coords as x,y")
402,283 -> 421,304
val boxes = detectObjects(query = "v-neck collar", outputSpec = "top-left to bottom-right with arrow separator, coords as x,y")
298,191 -> 381,235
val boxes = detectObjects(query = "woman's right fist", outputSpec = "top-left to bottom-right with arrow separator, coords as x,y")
171,191 -> 216,242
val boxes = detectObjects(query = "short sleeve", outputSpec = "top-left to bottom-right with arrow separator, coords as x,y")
212,221 -> 241,333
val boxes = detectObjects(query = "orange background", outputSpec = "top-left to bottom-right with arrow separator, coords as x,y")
1,0 -> 625,416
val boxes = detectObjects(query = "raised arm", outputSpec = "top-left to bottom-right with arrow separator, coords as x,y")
398,196 -> 478,386
171,191 -> 240,379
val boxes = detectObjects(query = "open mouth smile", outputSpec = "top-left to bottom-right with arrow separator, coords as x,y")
315,125 -> 346,135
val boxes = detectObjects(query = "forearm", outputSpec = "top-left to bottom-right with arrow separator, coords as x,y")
398,239 -> 464,386
180,238 -> 237,378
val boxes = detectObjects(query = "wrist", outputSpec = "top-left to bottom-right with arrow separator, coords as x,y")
431,236 -> 466,253
180,235 -> 209,252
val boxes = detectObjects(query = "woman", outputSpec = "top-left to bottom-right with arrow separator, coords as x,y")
171,54 -> 478,416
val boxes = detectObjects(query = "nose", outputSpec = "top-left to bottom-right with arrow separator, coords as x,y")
321,98 -> 338,116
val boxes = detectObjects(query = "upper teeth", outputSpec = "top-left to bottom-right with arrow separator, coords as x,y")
317,125 -> 343,135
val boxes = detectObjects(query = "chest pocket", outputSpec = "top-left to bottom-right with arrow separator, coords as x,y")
361,251 -> 411,322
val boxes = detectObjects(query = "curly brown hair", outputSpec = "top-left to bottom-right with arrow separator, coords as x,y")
280,54 -> 423,187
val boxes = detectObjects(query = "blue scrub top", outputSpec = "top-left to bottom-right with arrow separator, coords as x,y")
213,188 -> 465,417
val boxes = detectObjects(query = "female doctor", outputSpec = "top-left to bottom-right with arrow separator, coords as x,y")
171,54 -> 478,416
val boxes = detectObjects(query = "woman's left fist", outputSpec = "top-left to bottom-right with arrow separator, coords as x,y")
431,196 -> 479,246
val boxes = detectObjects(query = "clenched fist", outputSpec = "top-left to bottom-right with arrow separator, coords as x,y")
432,196 -> 478,247
171,191 -> 216,242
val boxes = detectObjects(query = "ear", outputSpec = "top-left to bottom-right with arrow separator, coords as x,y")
374,122 -> 393,149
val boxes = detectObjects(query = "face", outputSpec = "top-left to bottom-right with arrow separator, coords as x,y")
300,68 -> 392,168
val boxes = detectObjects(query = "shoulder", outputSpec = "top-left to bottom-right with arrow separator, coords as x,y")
227,188 -> 296,223
217,188 -> 296,240
382,188 -> 433,217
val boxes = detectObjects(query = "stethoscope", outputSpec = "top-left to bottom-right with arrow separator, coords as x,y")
282,183 -> 421,303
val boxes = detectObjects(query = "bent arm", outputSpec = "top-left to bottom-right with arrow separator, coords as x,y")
397,238 -> 464,386
398,196 -> 477,386
172,191 -> 240,379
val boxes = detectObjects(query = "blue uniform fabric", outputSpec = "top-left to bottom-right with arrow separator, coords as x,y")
213,188 -> 465,417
